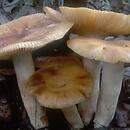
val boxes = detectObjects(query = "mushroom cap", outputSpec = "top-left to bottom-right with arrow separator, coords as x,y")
44,7 -> 66,22
34,56 -> 82,69
0,13 -> 73,59
45,6 -> 130,35
27,56 -> 93,109
67,37 -> 130,63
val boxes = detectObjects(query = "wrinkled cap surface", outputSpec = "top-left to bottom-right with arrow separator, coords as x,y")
45,6 -> 130,35
27,56 -> 93,109
0,13 -> 73,59
68,37 -> 130,63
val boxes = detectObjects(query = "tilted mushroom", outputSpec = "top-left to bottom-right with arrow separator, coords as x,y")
27,56 -> 93,130
44,6 -> 130,35
0,13 -> 72,129
67,36 -> 130,127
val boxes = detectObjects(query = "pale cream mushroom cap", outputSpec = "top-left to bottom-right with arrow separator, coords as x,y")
44,6 -> 130,35
67,37 -> 130,63
0,13 -> 73,59
27,56 -> 93,109
59,7 -> 130,35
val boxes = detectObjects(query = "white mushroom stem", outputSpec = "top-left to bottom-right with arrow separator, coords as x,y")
62,105 -> 84,130
78,58 -> 102,125
94,62 -> 124,128
13,52 -> 48,129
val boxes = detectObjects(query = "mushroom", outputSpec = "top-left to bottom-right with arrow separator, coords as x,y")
0,13 -> 72,128
44,6 -> 130,35
67,36 -> 130,127
26,56 -> 93,130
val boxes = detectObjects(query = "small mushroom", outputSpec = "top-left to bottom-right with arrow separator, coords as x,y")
0,13 -> 72,129
67,37 -> 130,127
27,56 -> 93,130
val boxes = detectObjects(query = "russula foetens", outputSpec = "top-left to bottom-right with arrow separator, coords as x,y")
0,13 -> 72,128
67,37 -> 130,127
44,6 -> 130,36
27,56 -> 93,130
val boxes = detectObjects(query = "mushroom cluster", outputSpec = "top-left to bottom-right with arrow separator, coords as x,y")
44,6 -> 130,129
0,5 -> 130,130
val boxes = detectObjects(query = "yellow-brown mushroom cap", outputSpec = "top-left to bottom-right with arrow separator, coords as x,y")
59,7 -> 130,35
44,6 -> 130,35
67,37 -> 130,63
0,13 -> 73,59
27,56 -> 93,109
34,56 -> 82,69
